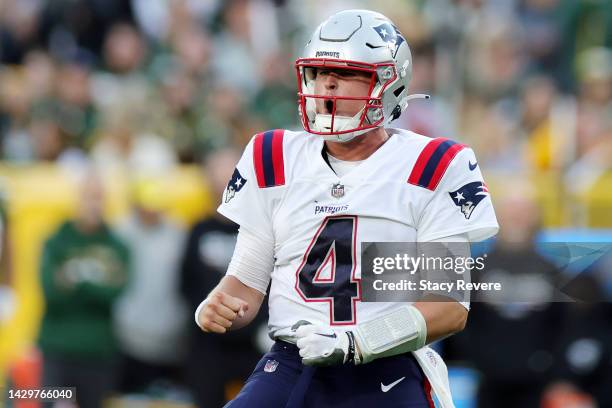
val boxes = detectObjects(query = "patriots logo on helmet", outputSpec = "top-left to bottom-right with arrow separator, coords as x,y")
373,23 -> 405,58
449,181 -> 489,219
224,168 -> 247,203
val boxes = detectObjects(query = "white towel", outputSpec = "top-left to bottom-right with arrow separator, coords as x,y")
413,347 -> 456,408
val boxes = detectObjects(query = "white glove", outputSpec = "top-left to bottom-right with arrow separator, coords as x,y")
292,306 -> 427,367
294,324 -> 357,366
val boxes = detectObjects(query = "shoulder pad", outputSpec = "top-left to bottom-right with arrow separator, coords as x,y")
253,129 -> 286,188
407,137 -> 465,190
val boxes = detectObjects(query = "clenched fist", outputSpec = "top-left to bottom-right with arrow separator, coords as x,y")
196,291 -> 249,333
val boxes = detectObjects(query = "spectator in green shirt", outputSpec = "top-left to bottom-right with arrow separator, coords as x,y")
38,170 -> 129,408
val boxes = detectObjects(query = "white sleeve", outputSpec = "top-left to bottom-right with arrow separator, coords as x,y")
225,227 -> 274,295
194,226 -> 274,329
417,148 -> 499,242
217,137 -> 274,242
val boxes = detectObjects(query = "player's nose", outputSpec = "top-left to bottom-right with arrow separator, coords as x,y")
323,75 -> 338,90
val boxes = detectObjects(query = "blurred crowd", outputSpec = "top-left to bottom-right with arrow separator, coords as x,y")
1,0 -> 612,407
0,0 -> 297,170
0,0 -> 610,179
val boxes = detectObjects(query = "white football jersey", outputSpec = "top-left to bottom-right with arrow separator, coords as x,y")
218,128 -> 499,339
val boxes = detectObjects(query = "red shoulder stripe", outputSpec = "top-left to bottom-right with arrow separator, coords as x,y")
253,130 -> 285,188
408,137 -> 465,190
271,129 -> 285,186
253,132 -> 266,188
408,138 -> 448,187
427,142 -> 465,190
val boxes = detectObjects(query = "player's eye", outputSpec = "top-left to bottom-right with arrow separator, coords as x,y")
337,70 -> 357,77
314,68 -> 368,80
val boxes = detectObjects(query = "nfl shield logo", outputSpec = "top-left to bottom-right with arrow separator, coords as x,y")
264,359 -> 279,373
331,183 -> 345,198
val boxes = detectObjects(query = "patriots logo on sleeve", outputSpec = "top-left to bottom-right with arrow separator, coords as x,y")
373,23 -> 405,58
224,168 -> 247,203
449,181 -> 489,219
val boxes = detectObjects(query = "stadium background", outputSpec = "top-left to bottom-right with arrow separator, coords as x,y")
0,0 -> 611,407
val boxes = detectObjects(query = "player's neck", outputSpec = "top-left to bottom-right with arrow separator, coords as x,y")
324,128 -> 390,161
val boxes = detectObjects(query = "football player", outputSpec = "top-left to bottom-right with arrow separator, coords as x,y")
196,9 -> 499,408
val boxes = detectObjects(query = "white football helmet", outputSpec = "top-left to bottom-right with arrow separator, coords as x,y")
296,9 -> 426,142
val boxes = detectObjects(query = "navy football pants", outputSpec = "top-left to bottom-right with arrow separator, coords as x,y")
224,341 -> 434,408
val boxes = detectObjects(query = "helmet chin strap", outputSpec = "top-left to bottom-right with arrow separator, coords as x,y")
321,126 -> 372,143
311,94 -> 431,143
312,107 -> 372,143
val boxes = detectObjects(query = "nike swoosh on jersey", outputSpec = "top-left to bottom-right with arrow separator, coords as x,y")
469,161 -> 478,171
315,332 -> 337,339
381,377 -> 406,392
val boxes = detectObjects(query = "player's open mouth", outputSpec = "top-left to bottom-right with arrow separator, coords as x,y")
325,99 -> 334,114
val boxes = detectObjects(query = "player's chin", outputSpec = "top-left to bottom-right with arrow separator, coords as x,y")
315,108 -> 356,117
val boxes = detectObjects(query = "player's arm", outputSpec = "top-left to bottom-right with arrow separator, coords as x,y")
195,227 -> 273,333
196,275 -> 265,333
413,295 -> 468,344
196,132 -> 281,333
413,233 -> 471,344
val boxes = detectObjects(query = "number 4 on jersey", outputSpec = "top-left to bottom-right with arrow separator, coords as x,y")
295,216 -> 361,325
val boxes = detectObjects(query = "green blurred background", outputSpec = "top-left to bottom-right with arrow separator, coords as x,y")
0,0 -> 611,407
